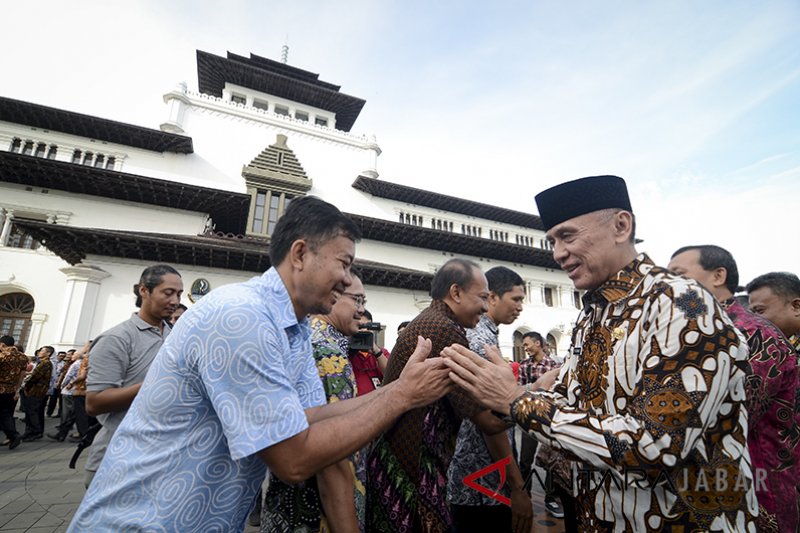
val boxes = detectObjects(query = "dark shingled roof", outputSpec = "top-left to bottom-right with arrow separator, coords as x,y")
346,213 -> 559,269
0,96 -> 193,154
197,50 -> 366,132
352,175 -> 545,230
0,151 -> 249,234
14,221 -> 434,291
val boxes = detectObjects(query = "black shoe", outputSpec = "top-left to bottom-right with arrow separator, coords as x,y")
68,435 -> 83,443
9,435 -> 23,449
47,432 -> 66,442
544,497 -> 565,518
22,434 -> 43,442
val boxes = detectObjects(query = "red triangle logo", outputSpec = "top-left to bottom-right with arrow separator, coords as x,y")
462,455 -> 511,506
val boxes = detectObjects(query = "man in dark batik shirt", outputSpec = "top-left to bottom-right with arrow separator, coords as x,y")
447,266 -> 531,533
747,271 -> 800,356
443,176 -> 757,532
670,245 -> 800,533
367,258 -> 509,533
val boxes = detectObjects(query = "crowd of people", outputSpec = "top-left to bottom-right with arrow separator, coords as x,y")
1,175 -> 798,532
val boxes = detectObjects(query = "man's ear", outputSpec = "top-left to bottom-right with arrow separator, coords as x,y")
712,267 -> 728,290
790,296 -> 800,317
610,211 -> 633,244
289,239 -> 309,270
449,283 -> 462,303
488,291 -> 500,308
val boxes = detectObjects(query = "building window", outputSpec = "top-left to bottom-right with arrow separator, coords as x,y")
231,93 -> 246,105
6,223 -> 40,250
250,190 -> 294,236
106,156 -> 115,169
253,99 -> 269,111
543,286 -> 554,307
22,141 -> 34,156
295,111 -> 309,122
72,149 -> 82,163
9,138 -> 22,153
34,143 -> 46,158
274,105 -> 289,116
94,154 -> 105,168
573,290 -> 582,309
0,292 -> 35,349
46,145 -> 57,159
83,152 -> 94,166
315,117 -> 328,127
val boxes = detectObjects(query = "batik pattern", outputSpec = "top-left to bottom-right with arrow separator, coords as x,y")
509,254 -> 757,532
448,314 -> 514,506
263,316 -> 365,533
0,345 -> 27,394
723,298 -> 800,533
367,300 -> 482,533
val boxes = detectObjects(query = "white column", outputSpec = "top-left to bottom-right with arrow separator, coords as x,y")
25,313 -> 47,354
0,209 -> 14,246
56,265 -> 111,347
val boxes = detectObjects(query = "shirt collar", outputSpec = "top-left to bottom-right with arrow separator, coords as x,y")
263,267 -> 310,339
477,313 -> 498,335
130,312 -> 169,332
431,299 -> 466,335
583,253 -> 654,306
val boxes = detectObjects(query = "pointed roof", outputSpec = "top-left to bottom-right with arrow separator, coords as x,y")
197,50 -> 366,132
241,134 -> 312,195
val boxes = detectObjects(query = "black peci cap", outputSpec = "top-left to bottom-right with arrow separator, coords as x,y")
535,175 -> 632,231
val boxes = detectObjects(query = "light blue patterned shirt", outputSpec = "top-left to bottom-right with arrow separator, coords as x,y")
68,268 -> 326,532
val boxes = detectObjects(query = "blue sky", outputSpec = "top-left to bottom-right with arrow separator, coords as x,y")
2,1 -> 798,282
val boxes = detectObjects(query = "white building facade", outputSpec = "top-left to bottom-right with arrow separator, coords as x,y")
0,50 -> 580,360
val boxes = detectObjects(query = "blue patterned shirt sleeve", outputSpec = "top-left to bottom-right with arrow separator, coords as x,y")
67,268 -> 326,532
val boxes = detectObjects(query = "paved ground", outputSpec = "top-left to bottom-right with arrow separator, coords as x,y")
1,415 -> 565,532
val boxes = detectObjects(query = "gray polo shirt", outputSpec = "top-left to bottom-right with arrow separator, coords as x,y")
85,313 -> 170,471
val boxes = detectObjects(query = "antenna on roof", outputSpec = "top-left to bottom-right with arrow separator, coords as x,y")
281,36 -> 289,64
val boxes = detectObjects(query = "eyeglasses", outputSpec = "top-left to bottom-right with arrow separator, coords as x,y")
342,292 -> 367,308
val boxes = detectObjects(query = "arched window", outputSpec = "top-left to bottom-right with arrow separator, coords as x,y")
0,292 -> 35,348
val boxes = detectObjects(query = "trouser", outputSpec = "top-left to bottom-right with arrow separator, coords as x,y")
451,503 -> 512,532
519,431 -> 537,486
24,395 -> 45,436
46,389 -> 61,416
556,486 -> 579,533
57,395 -> 76,436
0,393 -> 20,439
72,396 -> 95,436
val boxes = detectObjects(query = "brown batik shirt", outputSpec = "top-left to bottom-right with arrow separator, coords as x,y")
367,299 -> 483,533
0,345 -> 28,395
509,254 -> 757,532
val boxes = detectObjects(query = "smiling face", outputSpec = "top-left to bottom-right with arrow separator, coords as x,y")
327,275 -> 365,336
489,284 -> 525,325
748,286 -> 800,338
450,268 -> 490,328
301,234 -> 356,316
546,210 -> 633,291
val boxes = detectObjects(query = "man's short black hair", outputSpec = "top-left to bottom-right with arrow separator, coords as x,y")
134,264 -> 181,308
671,245 -> 740,294
430,258 -> 481,300
269,196 -> 361,266
40,345 -> 55,356
361,309 -> 373,321
522,331 -> 544,345
746,272 -> 800,300
176,304 -> 188,312
397,321 -> 410,332
485,266 -> 524,297
0,335 -> 14,346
